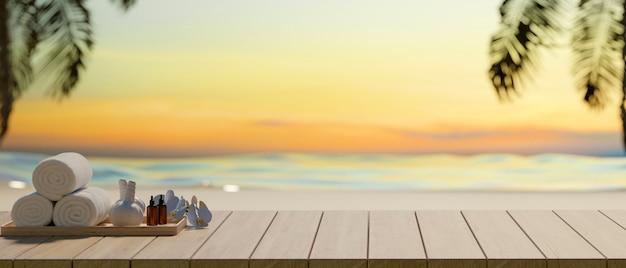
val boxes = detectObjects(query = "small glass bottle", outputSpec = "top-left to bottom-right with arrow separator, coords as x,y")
147,196 -> 158,226
158,195 -> 167,225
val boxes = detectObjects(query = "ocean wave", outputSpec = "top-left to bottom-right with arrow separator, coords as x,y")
1,152 -> 626,191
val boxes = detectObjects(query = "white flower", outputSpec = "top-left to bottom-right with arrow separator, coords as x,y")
152,192 -> 212,227
155,190 -> 180,216
164,190 -> 180,212
187,195 -> 212,228
169,196 -> 187,221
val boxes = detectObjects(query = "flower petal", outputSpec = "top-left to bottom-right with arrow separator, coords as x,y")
174,207 -> 187,221
197,201 -> 212,225
165,190 -> 175,199
176,196 -> 186,210
187,203 -> 198,227
165,190 -> 179,213
191,195 -> 198,207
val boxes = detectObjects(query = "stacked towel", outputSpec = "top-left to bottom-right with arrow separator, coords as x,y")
10,152 -> 112,227
32,152 -> 93,201
52,187 -> 111,227
10,192 -> 54,227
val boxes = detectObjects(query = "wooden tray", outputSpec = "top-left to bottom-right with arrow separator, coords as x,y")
0,216 -> 187,237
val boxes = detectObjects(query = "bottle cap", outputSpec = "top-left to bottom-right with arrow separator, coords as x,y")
149,195 -> 154,206
159,195 -> 164,206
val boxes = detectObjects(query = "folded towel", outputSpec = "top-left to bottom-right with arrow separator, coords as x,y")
32,152 -> 93,201
11,192 -> 54,227
52,187 -> 111,227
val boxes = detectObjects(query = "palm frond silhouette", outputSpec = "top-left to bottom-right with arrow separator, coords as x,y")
0,0 -> 136,144
489,0 -> 626,153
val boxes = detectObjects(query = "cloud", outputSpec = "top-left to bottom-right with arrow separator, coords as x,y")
399,130 -> 494,140
254,120 -> 293,128
5,118 -> 622,157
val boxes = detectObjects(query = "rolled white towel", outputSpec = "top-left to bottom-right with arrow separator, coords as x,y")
11,192 -> 54,227
52,187 -> 111,227
32,152 -> 93,201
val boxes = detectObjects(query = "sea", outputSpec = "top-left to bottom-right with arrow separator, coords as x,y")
1,151 -> 626,191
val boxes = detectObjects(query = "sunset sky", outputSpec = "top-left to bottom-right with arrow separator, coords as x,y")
3,0 -> 623,157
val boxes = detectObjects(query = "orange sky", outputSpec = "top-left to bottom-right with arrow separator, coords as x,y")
3,0 -> 624,157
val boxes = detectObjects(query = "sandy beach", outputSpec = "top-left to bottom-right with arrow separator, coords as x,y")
2,186 -> 626,212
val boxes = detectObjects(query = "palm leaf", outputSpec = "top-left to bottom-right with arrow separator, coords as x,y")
9,0 -> 39,95
1,1 -> 13,141
110,0 -> 137,11
1,0 -> 136,143
488,0 -> 564,100
571,0 -> 624,109
35,0 -> 93,98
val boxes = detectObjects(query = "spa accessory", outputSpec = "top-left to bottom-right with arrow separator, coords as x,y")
52,187 -> 111,227
32,152 -> 93,201
155,190 -> 179,217
2,215 -> 187,236
150,191 -> 212,227
158,196 -> 167,224
10,192 -> 54,227
147,196 -> 158,226
109,181 -> 143,227
154,190 -> 185,221
117,179 -> 146,213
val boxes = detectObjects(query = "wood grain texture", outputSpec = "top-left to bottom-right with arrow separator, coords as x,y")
2,216 -> 186,237
556,210 -> 626,259
309,211 -> 368,268
600,210 -> 626,230
13,236 -> 103,268
250,211 -> 322,268
609,259 -> 626,268
73,236 -> 156,268
191,211 -> 277,268
132,210 -> 232,268
417,210 -> 485,268
369,210 -> 426,268
0,211 -> 9,268
3,210 -> 626,268
13,260 -> 72,268
462,210 -> 545,268
600,210 -> 626,268
0,236 -> 50,268
508,210 -> 604,268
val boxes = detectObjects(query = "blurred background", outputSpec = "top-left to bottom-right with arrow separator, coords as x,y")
2,0 -> 625,192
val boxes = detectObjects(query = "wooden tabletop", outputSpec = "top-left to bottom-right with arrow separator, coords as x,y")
1,210 -> 625,268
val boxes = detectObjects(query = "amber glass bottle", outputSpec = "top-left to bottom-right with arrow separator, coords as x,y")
146,196 -> 158,226
158,196 -> 167,224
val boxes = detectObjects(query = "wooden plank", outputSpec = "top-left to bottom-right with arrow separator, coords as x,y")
0,236 -> 50,268
417,210 -> 485,268
309,211 -> 368,268
508,210 -> 605,268
557,210 -> 626,268
0,210 -> 10,267
73,236 -> 156,268
369,211 -> 426,268
0,212 -> 10,235
556,210 -> 626,258
13,236 -> 103,268
462,210 -> 545,268
191,211 -> 277,268
603,210 -> 626,268
600,210 -> 626,229
250,211 -> 322,268
132,210 -> 232,268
